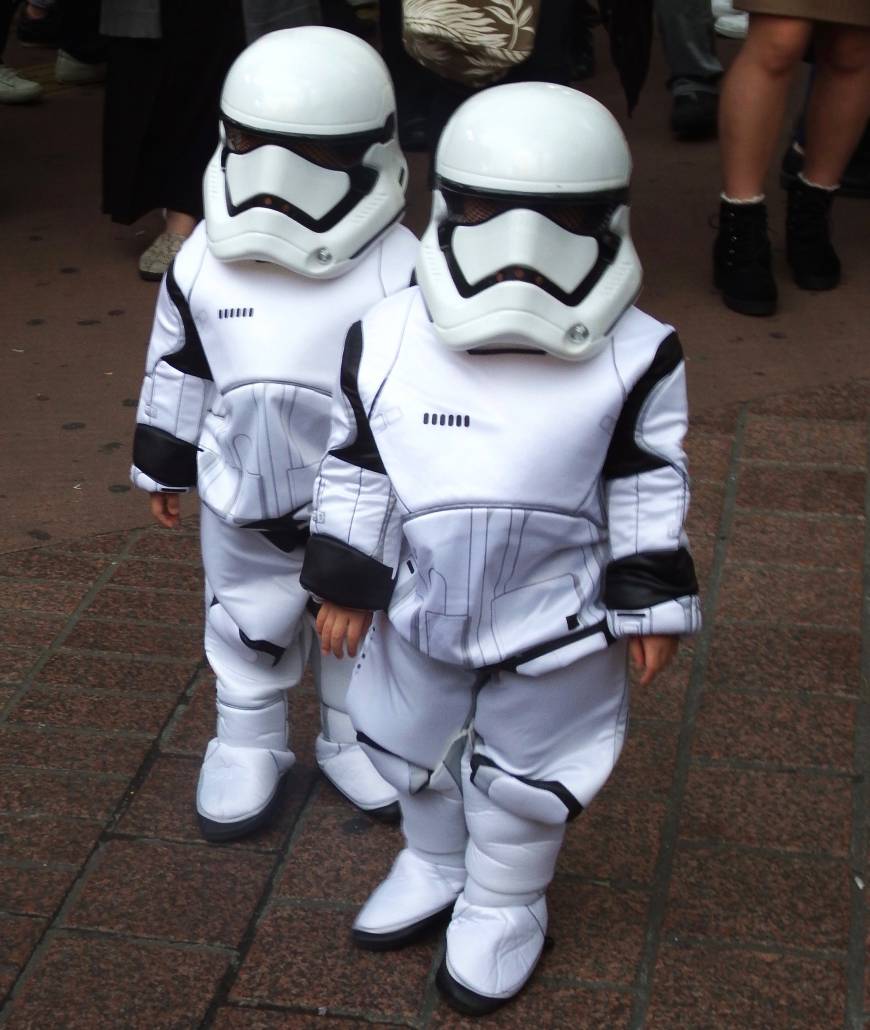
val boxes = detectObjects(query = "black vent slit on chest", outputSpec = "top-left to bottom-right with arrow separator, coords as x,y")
423,412 -> 471,428
218,307 -> 254,319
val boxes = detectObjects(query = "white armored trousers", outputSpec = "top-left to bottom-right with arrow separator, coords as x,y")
348,613 -> 630,993
198,505 -> 395,840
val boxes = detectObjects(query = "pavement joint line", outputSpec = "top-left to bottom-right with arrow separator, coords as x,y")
715,617 -> 861,633
48,924 -> 238,954
414,932 -> 446,1029
691,756 -> 857,777
0,723 -> 154,742
729,505 -> 867,521
43,645 -> 204,663
627,404 -> 747,1030
197,770 -> 324,1029
224,998 -> 419,1027
221,1002 -> 417,1028
155,667 -> 209,751
844,419 -> 870,1030
719,559 -> 864,573
672,840 -> 850,863
0,765 -> 132,782
48,920 -> 241,956
691,683 -> 859,703
659,935 -> 848,963
736,458 -> 866,471
105,830 -> 284,857
0,637 -> 202,1018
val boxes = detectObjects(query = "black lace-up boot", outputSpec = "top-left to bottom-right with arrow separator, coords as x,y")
713,199 -> 777,316
786,177 -> 841,291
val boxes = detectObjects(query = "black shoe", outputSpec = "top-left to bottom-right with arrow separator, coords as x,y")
780,128 -> 870,200
16,5 -> 62,47
670,91 -> 718,140
786,177 -> 841,291
398,113 -> 428,152
713,199 -> 778,316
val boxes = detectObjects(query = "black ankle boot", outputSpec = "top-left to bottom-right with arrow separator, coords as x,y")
713,199 -> 778,316
786,178 -> 841,291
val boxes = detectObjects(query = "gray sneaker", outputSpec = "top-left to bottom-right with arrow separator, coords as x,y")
55,50 -> 107,85
138,231 -> 187,281
0,64 -> 43,104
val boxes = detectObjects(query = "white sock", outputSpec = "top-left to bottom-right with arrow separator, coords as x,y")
797,171 -> 838,192
721,192 -> 765,205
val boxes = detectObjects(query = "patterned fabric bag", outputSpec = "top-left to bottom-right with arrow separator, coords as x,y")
402,0 -> 542,87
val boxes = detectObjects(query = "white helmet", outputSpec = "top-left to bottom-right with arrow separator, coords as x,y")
204,27 -> 408,278
416,83 -> 642,360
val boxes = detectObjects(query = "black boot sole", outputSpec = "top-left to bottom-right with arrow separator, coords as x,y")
435,958 -> 515,1017
713,273 -> 777,317
197,779 -> 285,843
789,266 -> 841,291
352,903 -> 454,952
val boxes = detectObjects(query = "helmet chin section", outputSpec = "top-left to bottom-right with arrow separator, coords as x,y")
204,144 -> 406,278
417,203 -> 642,361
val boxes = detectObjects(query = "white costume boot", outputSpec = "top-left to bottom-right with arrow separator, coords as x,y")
352,747 -> 468,948
309,640 -> 399,821
436,749 -> 565,1015
196,602 -> 298,842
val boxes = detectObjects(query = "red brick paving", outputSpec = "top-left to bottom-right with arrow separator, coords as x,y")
2,24 -> 869,1030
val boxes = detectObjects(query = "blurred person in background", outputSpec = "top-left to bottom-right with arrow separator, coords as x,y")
713,5 -> 870,316
101,0 -> 320,280
1,1 -> 42,100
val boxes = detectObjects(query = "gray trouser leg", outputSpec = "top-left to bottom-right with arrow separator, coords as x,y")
656,0 -> 722,95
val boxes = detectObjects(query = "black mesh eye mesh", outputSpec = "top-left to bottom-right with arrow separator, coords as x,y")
441,184 -> 625,237
221,117 -> 393,171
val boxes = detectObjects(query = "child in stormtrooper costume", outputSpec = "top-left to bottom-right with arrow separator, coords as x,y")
129,27 -> 419,841
302,84 -> 702,1015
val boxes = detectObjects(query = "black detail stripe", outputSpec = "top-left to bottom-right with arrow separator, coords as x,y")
603,332 -> 684,480
163,260 -> 213,381
487,618 -> 613,674
470,753 -> 584,822
329,322 -> 387,474
604,547 -> 698,609
241,514 -> 309,553
301,534 -> 395,611
238,630 -> 285,667
132,424 -> 198,487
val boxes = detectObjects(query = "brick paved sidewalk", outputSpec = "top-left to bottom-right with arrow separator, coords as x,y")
0,380 -> 867,1030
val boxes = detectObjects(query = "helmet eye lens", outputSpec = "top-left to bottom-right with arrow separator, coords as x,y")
442,186 -> 624,236
222,117 -> 394,171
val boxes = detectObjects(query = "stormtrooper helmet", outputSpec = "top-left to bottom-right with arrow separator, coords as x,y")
416,83 -> 642,360
204,27 -> 407,278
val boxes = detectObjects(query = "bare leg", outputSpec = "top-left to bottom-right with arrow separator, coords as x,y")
719,14 -> 813,199
802,24 -> 870,187
164,210 -> 197,237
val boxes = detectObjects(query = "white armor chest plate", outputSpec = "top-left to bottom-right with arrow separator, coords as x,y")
193,247 -> 394,524
364,296 -> 639,668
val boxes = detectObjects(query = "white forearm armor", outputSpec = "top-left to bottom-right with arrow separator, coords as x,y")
131,221 -> 418,527
303,288 -> 701,672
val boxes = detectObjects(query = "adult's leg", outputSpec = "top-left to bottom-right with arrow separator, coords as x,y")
348,614 -> 476,948
719,13 -> 813,198
784,25 -> 870,290
802,23 -> 870,187
438,643 -> 630,1015
656,0 -> 722,137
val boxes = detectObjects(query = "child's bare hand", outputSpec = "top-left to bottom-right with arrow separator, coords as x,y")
628,634 -> 679,687
316,602 -> 373,659
149,492 -> 181,529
